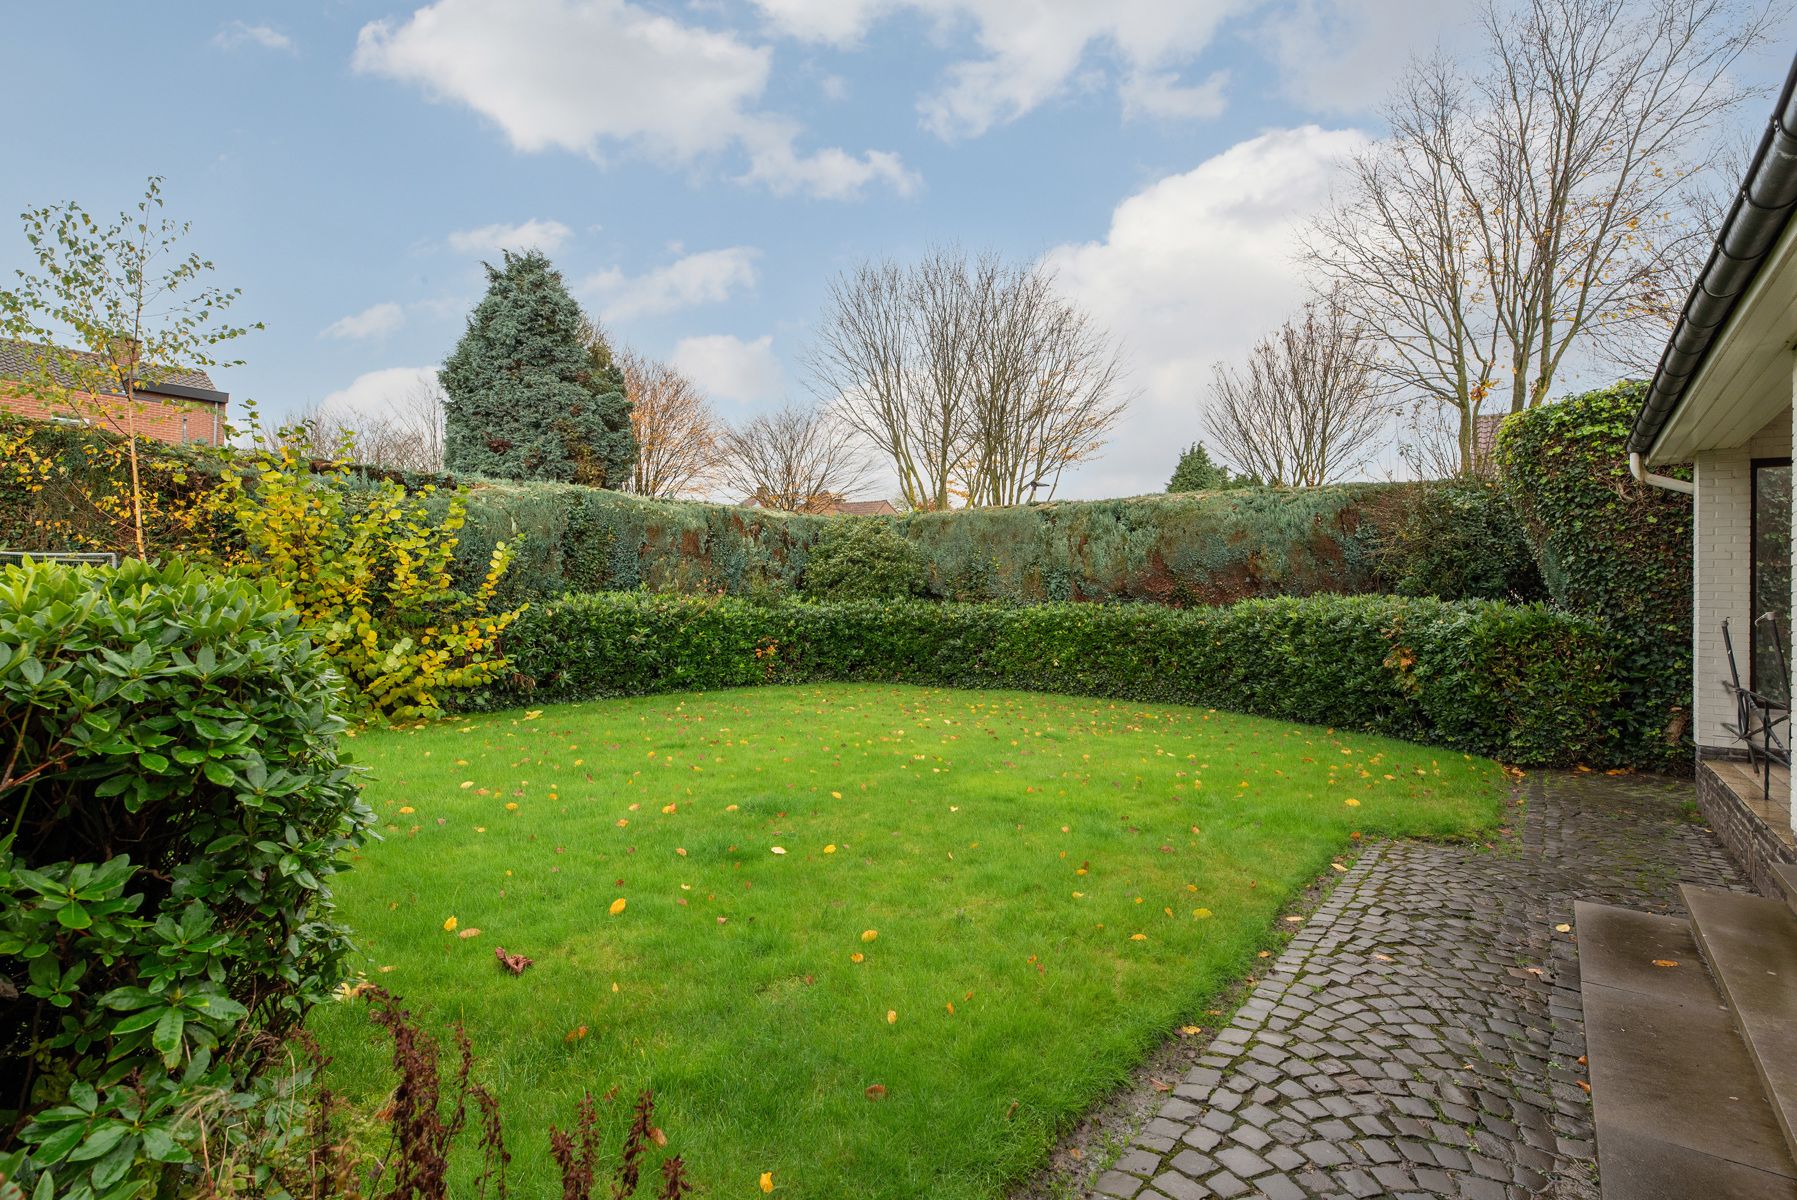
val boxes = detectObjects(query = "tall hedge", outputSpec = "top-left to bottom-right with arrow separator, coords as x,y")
1499,381 -> 1693,768
469,592 -> 1619,766
449,481 -> 1412,606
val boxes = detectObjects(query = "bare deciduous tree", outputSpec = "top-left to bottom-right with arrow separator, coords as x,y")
278,377 -> 447,473
1307,0 -> 1769,472
719,402 -> 870,513
1203,295 -> 1386,487
807,248 -> 1127,508
619,352 -> 723,498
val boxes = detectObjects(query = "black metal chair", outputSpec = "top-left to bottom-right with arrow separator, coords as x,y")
1722,616 -> 1791,800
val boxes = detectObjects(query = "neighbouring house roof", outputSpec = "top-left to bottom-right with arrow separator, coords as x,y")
740,495 -> 899,516
830,499 -> 899,516
0,338 -> 227,403
1629,50 -> 1797,458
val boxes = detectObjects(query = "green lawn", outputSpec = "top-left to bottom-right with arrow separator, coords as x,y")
311,684 -> 1504,1198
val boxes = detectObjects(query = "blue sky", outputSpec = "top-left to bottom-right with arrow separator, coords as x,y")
3,2 -> 1790,498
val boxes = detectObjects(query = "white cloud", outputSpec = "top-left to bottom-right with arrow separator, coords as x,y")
353,0 -> 915,199
1120,69 -> 1229,120
670,334 -> 786,404
1259,0 -> 1479,114
321,302 -> 407,341
1043,125 -> 1371,497
583,247 -> 760,322
213,21 -> 295,53
318,366 -> 441,424
446,218 -> 572,256
754,0 -> 1247,138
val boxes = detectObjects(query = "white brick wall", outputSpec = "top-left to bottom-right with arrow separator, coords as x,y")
1693,411 -> 1792,750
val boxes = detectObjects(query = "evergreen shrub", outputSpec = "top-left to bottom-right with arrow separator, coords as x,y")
0,558 -> 370,1197
1500,382 -> 1693,768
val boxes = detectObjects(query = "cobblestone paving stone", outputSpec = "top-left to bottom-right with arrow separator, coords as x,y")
1085,771 -> 1753,1200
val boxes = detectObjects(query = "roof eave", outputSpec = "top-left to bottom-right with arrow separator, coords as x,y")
1628,50 -> 1797,457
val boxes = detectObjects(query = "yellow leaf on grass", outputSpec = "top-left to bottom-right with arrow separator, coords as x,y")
760,1172 -> 774,1193
851,952 -> 864,963
443,916 -> 458,932
609,898 -> 627,915
771,847 -> 787,855
460,781 -> 474,789
885,1009 -> 898,1025
1344,798 -> 1361,807
1192,908 -> 1213,919
824,844 -> 837,854
662,803 -> 677,814
399,806 -> 415,814
726,804 -> 739,812
676,847 -> 687,856
506,802 -> 519,811
946,1001 -> 955,1014
832,791 -> 843,799
861,929 -> 878,942
1130,933 -> 1147,941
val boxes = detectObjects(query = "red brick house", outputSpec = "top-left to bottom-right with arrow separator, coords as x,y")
0,339 -> 229,446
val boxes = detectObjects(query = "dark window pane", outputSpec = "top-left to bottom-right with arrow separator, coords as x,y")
1753,460 -> 1791,705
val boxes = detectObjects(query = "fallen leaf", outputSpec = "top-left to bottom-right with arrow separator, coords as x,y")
399,806 -> 415,814
824,844 -> 837,854
1576,1079 -> 1591,1093
649,1127 -> 667,1147
1284,915 -> 1303,923
1330,863 -> 1347,872
832,791 -> 843,799
1150,1078 -> 1172,1092
443,916 -> 458,932
1373,952 -> 1394,963
851,952 -> 864,963
609,898 -> 627,915
760,1172 -> 774,1193
1192,907 -> 1212,919
861,929 -> 878,943
458,927 -> 481,939
494,946 -> 533,976
1344,798 -> 1361,807
1555,923 -> 1572,933
1178,1025 -> 1201,1036
1652,959 -> 1679,968
886,1010 -> 898,1024
1130,933 -> 1147,941
771,847 -> 787,855
865,1084 -> 886,1101
1257,950 -> 1271,958
565,1025 -> 588,1042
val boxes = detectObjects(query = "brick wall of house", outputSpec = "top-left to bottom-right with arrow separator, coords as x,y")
1693,409 -> 1792,748
0,385 -> 226,447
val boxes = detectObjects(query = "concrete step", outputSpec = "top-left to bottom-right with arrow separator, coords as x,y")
1772,864 -> 1797,919
1685,885 -> 1797,1159
1576,900 -> 1797,1199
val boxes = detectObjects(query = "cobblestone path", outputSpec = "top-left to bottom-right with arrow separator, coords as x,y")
1085,771 -> 1752,1200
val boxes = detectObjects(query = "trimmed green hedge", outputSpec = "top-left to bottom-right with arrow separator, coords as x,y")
450,480 -> 1412,606
469,592 -> 1619,766
1500,382 -> 1693,769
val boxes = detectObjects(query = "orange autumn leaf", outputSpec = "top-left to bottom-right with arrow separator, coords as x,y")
609,898 -> 627,915
760,1172 -> 774,1193
851,952 -> 864,963
865,1084 -> 887,1101
1129,933 -> 1147,941
861,929 -> 878,942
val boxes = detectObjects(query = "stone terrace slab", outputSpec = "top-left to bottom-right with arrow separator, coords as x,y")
1082,772 -> 1754,1200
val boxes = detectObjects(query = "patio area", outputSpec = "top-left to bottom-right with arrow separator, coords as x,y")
1080,771 -> 1756,1200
